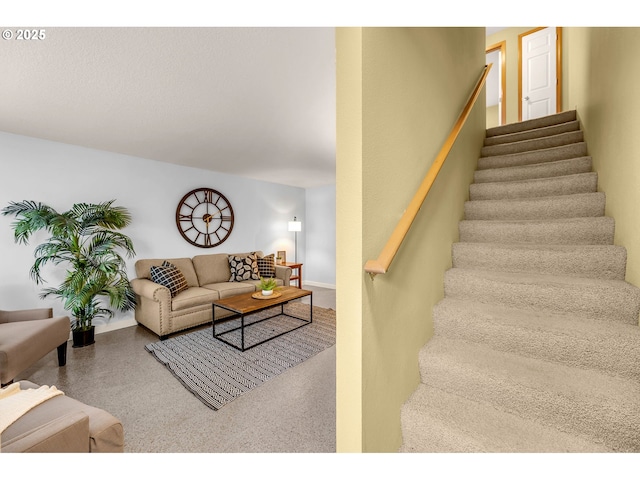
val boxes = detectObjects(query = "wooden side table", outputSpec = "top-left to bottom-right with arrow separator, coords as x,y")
282,262 -> 303,288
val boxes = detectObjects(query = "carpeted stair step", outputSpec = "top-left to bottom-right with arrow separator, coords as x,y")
469,172 -> 597,201
418,337 -> 640,451
400,384 -> 610,453
444,268 -> 640,324
480,130 -> 584,158
459,216 -> 615,245
477,142 -> 588,170
452,242 -> 626,279
483,120 -> 581,147
486,110 -> 577,138
473,156 -> 592,184
464,192 -> 605,220
433,298 -> 640,380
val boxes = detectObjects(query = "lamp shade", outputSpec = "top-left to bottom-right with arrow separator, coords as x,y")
288,217 -> 301,232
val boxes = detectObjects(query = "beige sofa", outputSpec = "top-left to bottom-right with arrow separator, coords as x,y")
131,251 -> 291,339
1,380 -> 123,453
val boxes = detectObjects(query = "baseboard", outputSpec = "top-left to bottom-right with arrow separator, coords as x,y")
65,317 -> 137,340
96,317 -> 137,334
303,280 -> 336,290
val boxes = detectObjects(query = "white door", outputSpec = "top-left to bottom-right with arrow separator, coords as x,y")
521,27 -> 557,121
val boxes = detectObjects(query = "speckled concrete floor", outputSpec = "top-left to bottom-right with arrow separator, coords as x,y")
18,286 -> 336,453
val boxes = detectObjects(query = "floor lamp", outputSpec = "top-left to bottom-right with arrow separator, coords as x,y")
288,216 -> 301,263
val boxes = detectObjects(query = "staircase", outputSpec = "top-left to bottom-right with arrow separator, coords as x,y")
400,110 -> 640,452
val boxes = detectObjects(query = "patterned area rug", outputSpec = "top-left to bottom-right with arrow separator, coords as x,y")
145,303 -> 335,410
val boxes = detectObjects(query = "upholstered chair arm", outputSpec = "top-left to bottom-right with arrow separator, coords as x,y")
0,308 -> 53,324
1,410 -> 90,453
275,265 -> 292,287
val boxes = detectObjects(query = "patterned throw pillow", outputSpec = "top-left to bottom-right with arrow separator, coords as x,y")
228,253 -> 260,282
150,261 -> 189,297
256,253 -> 276,278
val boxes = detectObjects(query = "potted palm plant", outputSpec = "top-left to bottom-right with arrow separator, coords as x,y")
1,200 -> 137,347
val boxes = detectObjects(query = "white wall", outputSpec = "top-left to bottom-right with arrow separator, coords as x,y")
0,132 -> 307,332
304,184 -> 336,288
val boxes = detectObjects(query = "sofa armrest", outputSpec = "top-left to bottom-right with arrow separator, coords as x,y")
130,278 -> 173,337
131,278 -> 170,303
1,410 -> 90,453
275,265 -> 292,287
0,308 -> 53,324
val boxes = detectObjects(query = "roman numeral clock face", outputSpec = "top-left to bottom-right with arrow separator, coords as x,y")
175,188 -> 234,248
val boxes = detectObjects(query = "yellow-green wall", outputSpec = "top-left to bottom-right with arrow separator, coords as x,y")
486,104 -> 500,129
336,27 -> 364,453
336,27 -> 486,452
563,27 -> 640,293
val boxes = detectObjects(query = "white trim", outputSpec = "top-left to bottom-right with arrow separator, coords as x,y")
303,280 -> 336,290
95,317 -> 138,334
66,317 -> 138,339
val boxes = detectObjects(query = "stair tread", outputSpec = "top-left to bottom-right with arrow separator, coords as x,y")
477,143 -> 588,170
464,192 -> 605,220
459,216 -> 615,245
452,242 -> 626,279
446,266 -> 640,290
466,191 -> 604,206
469,172 -> 598,200
483,120 -> 581,146
472,171 -> 596,189
419,337 -> 640,451
486,110 -> 577,137
421,335 -> 640,406
481,130 -> 584,157
433,297 -> 640,381
459,215 -> 614,229
444,267 -> 640,324
453,241 -> 624,253
401,384 -> 611,453
474,156 -> 593,183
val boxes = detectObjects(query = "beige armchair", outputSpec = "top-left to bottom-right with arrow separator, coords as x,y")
0,308 -> 70,387
1,380 -> 124,452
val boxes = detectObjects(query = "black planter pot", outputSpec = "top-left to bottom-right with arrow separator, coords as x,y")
72,325 -> 95,348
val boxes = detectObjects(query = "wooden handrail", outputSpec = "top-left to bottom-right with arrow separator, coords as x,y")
364,64 -> 493,278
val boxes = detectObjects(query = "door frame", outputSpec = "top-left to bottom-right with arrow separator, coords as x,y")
486,40 -> 507,126
518,27 -> 563,122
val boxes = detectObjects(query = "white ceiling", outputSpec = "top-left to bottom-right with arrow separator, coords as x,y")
0,27 -> 336,188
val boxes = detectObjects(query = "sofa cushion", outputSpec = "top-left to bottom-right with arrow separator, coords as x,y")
170,287 -> 220,311
228,253 -> 260,282
202,282 -> 257,299
256,253 -> 276,278
192,253 -> 232,285
135,258 -> 199,287
150,263 -> 189,297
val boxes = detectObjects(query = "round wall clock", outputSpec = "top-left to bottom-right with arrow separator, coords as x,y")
175,187 -> 234,248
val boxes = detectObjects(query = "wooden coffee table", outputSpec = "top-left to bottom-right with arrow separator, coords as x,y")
212,286 -> 312,351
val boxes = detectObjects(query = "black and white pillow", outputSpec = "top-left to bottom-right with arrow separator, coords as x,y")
228,253 -> 260,282
150,261 -> 189,297
256,253 -> 276,278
